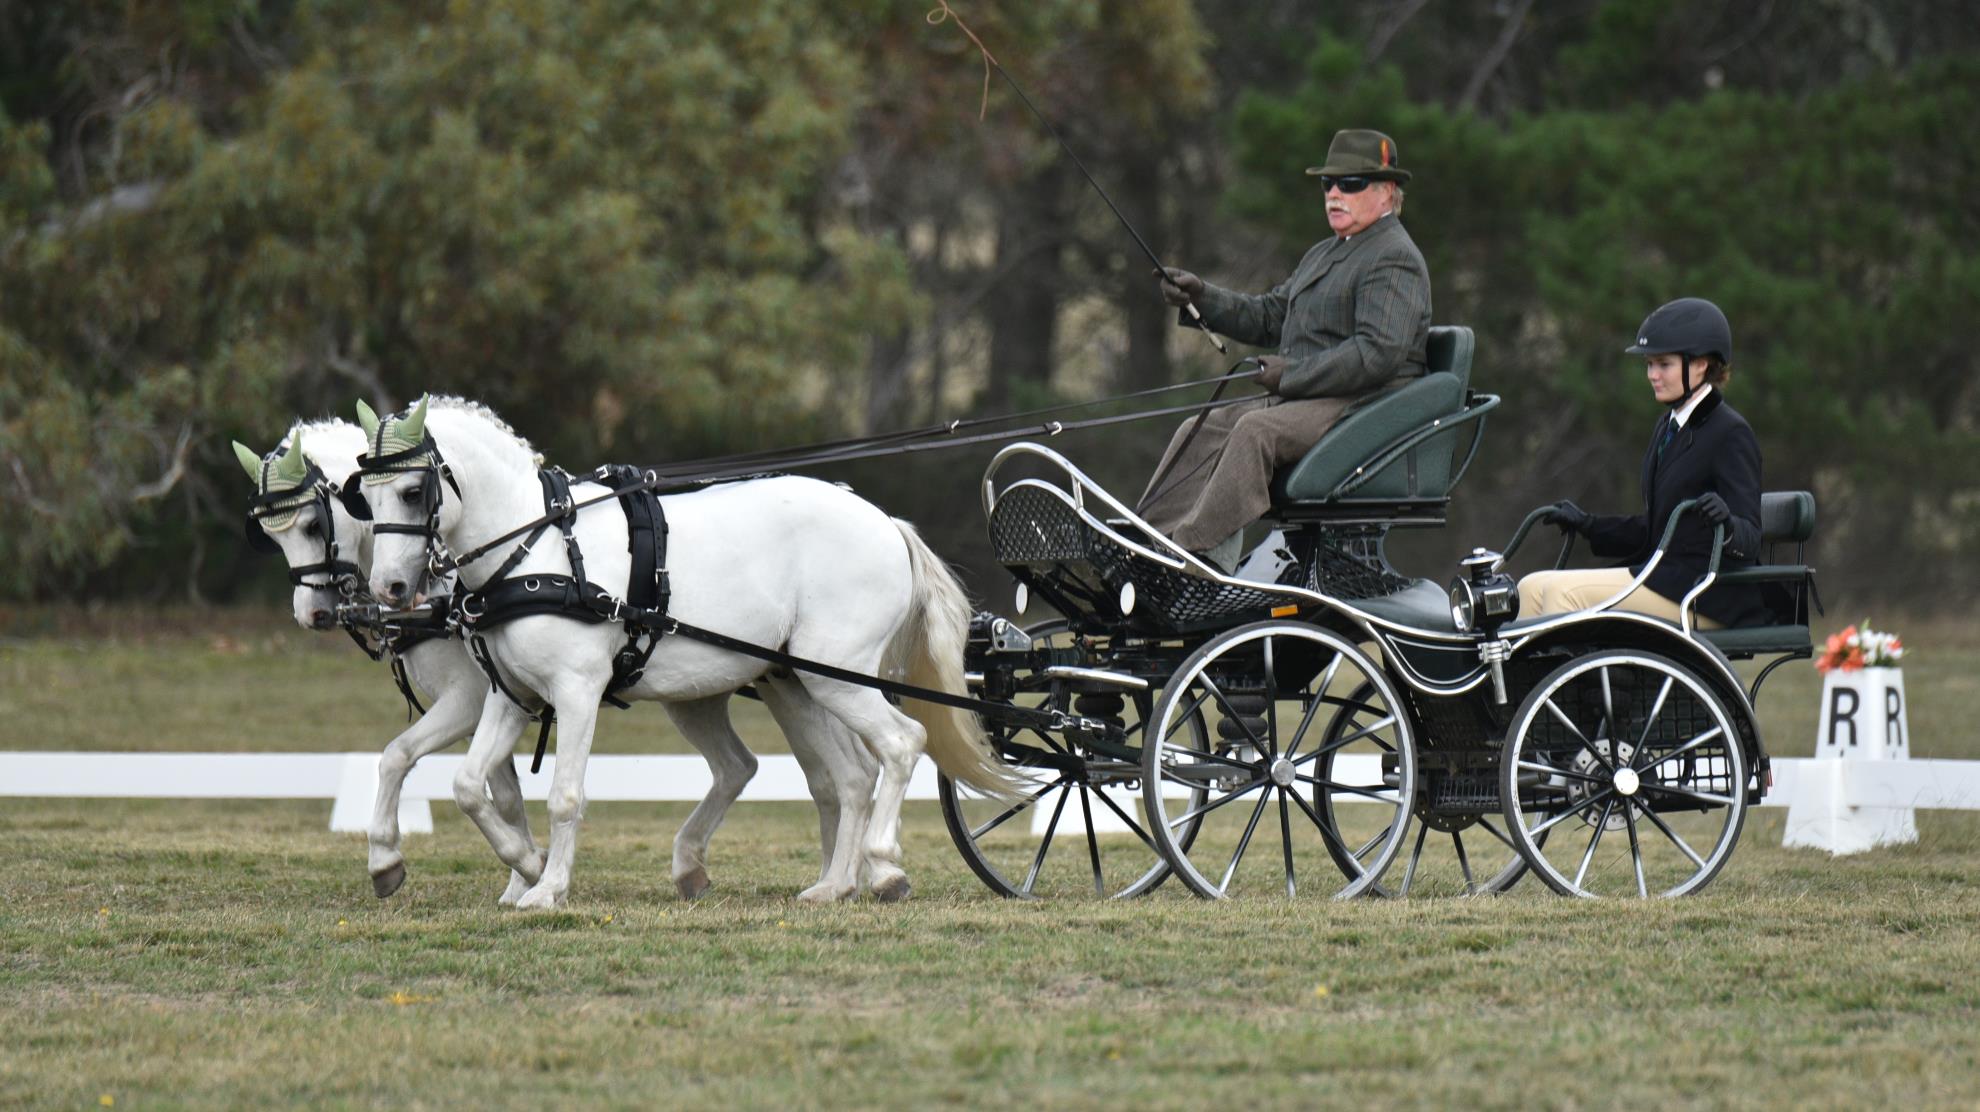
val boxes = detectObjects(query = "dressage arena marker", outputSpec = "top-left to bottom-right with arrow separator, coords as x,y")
1,751 -> 1969,856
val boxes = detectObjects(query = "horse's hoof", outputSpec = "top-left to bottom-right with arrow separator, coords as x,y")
796,882 -> 854,904
871,873 -> 912,903
497,872 -> 530,906
675,866 -> 711,901
371,862 -> 407,899
515,886 -> 563,911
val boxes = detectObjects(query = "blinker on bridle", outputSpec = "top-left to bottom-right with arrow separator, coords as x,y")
243,459 -> 365,592
353,432 -> 464,586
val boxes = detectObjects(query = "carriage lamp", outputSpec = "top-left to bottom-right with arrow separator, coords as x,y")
1449,548 -> 1519,635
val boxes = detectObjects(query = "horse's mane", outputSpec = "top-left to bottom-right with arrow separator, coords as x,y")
423,394 -> 541,461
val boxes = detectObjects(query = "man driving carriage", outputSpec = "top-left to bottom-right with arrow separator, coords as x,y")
1140,127 -> 1432,572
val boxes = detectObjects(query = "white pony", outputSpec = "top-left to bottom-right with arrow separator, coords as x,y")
232,422 -> 538,903
235,421 -> 866,903
358,395 -> 1021,909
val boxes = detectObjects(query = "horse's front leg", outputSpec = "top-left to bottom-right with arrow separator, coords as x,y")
451,692 -> 544,886
368,684 -> 482,898
661,695 -> 758,900
515,678 -> 609,910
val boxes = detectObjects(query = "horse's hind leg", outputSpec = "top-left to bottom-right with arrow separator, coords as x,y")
759,676 -> 877,903
483,748 -> 540,906
660,694 -> 758,900
800,679 -> 927,903
451,693 -> 545,888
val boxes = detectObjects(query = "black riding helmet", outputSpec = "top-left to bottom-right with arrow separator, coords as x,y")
1624,297 -> 1732,405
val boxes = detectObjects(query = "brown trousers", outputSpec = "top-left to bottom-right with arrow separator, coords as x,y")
1517,568 -> 1724,629
1136,395 -> 1354,552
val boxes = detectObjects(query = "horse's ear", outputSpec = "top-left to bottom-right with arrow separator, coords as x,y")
273,432 -> 309,484
356,399 -> 380,437
231,441 -> 264,484
399,394 -> 430,442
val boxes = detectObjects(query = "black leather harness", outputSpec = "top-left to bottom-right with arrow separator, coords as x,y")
451,465 -> 672,770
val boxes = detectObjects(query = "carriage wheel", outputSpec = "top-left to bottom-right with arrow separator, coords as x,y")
1315,682 -> 1530,898
940,622 -> 1207,899
1143,621 -> 1416,900
1499,650 -> 1748,899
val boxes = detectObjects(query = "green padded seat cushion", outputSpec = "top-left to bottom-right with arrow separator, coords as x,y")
1428,326 -> 1474,392
1273,371 -> 1465,501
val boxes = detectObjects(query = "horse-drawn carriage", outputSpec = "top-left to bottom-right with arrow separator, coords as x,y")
944,326 -> 1820,900
241,325 -> 1817,906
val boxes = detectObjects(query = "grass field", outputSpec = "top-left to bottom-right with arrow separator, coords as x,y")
5,610 -> 1980,1107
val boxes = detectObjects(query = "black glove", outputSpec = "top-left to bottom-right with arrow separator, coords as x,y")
1694,491 -> 1731,525
1542,500 -> 1592,534
1154,266 -> 1204,307
1254,355 -> 1288,394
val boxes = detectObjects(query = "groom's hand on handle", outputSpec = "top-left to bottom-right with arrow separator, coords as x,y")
1153,266 -> 1203,307
1541,500 -> 1592,534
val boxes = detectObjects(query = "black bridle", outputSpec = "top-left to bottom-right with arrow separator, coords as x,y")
243,460 -> 364,592
349,433 -> 464,596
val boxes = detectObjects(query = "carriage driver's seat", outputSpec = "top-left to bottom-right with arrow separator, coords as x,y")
1267,325 -> 1497,526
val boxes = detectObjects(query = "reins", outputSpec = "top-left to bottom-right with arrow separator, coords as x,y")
425,370 -> 1261,578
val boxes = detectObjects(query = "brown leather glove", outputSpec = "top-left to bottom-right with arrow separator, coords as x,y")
1153,266 -> 1203,308
1254,355 -> 1288,394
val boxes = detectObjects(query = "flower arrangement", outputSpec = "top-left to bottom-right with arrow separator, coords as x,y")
1815,621 -> 1907,674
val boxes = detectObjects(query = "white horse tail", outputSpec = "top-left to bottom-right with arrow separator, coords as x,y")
890,519 -> 1027,800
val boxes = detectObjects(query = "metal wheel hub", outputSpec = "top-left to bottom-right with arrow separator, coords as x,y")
1268,758 -> 1295,788
1570,740 -> 1636,830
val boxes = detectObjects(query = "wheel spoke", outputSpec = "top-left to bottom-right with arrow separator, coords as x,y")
1399,822 -> 1429,896
1089,782 -> 1162,855
1528,789 -> 1616,837
1476,816 -> 1519,853
1516,759 -> 1607,785
1636,802 -> 1708,869
1638,726 -> 1726,771
1282,654 -> 1344,763
1167,775 -> 1271,829
1352,823 -> 1393,862
1263,637 -> 1280,758
1623,802 -> 1648,898
1279,788 -> 1296,899
969,776 -> 1068,840
1199,674 -> 1264,752
1572,799 -> 1614,889
1634,781 -> 1735,807
1630,676 -> 1676,766
1077,786 -> 1106,897
1545,698 -> 1613,772
1158,741 -> 1258,775
1218,788 -> 1274,892
1452,831 -> 1476,895
1020,785 -> 1072,897
1291,715 -> 1399,766
1598,666 -> 1618,753
1162,689 -> 1213,744
1288,788 -> 1358,864
1297,776 -> 1396,804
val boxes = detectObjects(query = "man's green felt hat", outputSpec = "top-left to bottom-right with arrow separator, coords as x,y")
1305,129 -> 1411,184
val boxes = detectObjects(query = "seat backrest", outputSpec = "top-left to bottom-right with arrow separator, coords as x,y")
1426,325 -> 1474,392
1273,371 -> 1466,501
1760,490 -> 1816,543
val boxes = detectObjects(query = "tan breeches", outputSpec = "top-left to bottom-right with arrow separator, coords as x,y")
1516,568 -> 1723,629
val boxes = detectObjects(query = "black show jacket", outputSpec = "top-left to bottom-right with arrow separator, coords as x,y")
1582,389 -> 1768,627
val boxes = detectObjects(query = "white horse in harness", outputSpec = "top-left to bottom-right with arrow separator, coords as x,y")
234,418 -> 876,903
233,421 -> 539,902
356,395 -> 1022,908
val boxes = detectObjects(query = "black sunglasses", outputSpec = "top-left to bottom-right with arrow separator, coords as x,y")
1317,175 -> 1375,193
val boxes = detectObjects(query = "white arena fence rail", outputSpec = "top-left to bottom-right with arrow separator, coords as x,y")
4,752 -> 1978,854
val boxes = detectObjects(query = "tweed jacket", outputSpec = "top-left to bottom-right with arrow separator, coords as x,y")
1186,213 -> 1431,403
1583,389 -> 1769,627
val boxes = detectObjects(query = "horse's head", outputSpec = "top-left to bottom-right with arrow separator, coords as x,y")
233,428 -> 367,629
353,395 -> 455,608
